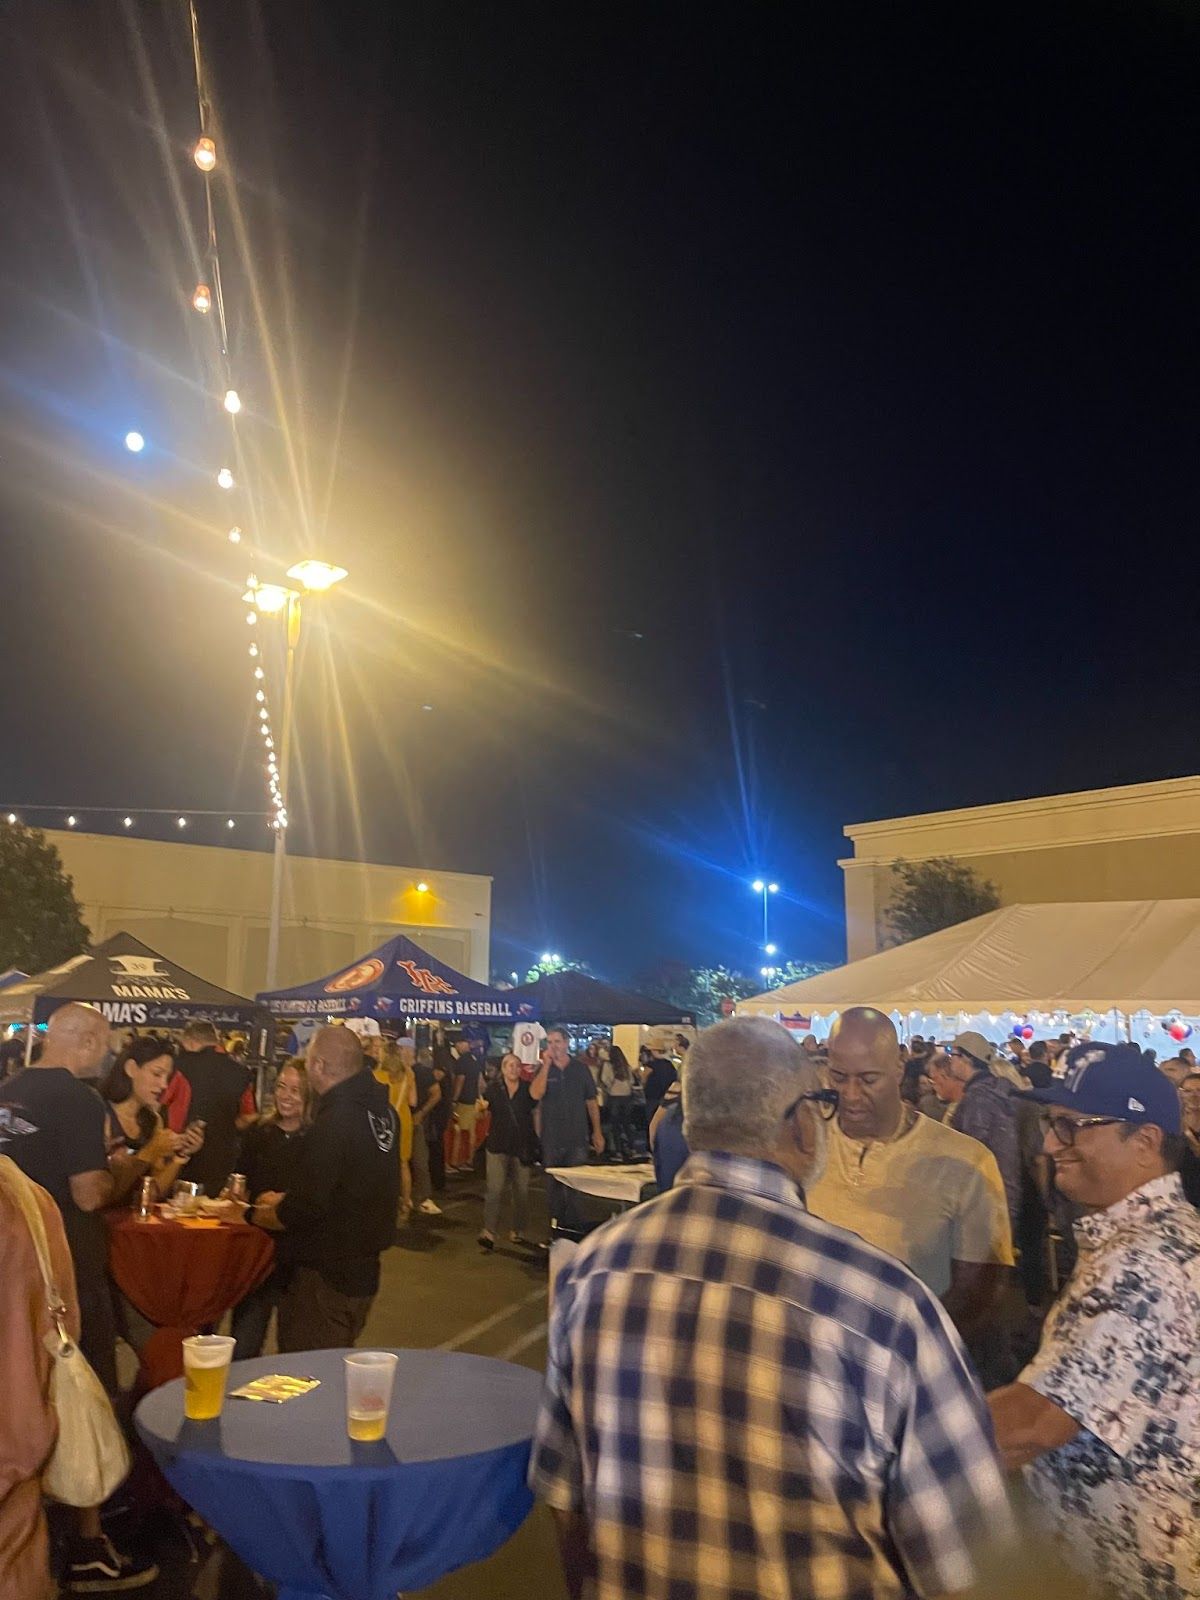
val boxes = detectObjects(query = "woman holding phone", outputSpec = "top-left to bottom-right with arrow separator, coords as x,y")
101,1038 -> 205,1202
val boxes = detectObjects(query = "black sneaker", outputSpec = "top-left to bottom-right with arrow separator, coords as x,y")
66,1536 -> 159,1593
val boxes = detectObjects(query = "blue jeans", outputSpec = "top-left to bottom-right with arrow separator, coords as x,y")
231,1267 -> 286,1360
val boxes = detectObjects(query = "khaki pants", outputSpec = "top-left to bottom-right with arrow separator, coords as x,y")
277,1265 -> 374,1352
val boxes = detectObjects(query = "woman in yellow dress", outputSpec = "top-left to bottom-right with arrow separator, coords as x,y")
371,1036 -> 416,1222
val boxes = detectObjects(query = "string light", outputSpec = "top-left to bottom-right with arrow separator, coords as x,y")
186,6 -> 288,839
66,816 -> 77,827
123,816 -> 133,828
6,813 -> 17,824
226,819 -> 236,829
176,817 -> 188,829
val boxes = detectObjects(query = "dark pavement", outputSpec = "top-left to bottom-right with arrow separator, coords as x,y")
103,1164 -> 570,1600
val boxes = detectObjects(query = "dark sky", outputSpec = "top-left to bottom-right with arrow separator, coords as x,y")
1,1 -> 1198,982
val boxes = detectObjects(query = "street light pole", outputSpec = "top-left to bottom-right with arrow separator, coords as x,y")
264,590 -> 302,991
259,558 -> 348,992
751,878 -> 780,951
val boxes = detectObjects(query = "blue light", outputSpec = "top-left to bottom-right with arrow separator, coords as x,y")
124,430 -> 145,453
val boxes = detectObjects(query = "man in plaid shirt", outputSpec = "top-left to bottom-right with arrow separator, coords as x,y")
529,1016 -> 1012,1599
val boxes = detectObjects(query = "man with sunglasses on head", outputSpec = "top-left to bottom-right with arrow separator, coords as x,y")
989,1041 -> 1200,1598
530,1016 -> 1012,1600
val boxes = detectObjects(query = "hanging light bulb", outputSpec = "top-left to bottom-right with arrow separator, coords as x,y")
246,610 -> 257,625
228,527 -> 242,544
217,467 -> 234,490
223,389 -> 242,415
5,813 -> 16,824
256,690 -> 265,703
248,643 -> 259,657
66,815 -> 77,828
254,667 -> 264,680
123,816 -> 133,828
193,137 -> 217,172
193,282 -> 212,313
226,818 -> 236,829
177,816 -> 187,829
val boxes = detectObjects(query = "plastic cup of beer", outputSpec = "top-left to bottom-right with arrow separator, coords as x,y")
182,1335 -> 236,1420
344,1351 -> 397,1441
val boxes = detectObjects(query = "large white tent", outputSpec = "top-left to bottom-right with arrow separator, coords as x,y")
738,900 -> 1200,1048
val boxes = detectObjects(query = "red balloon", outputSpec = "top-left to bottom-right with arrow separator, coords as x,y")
1168,1019 -> 1192,1043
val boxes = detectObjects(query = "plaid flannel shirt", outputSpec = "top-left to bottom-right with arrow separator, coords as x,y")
530,1150 -> 1012,1600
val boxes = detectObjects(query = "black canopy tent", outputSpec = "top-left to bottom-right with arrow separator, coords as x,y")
505,970 -> 695,1027
0,931 -> 269,1038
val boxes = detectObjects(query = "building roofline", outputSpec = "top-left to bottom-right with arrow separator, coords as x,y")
844,774 -> 1200,842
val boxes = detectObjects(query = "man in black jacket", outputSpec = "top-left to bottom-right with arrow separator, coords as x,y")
168,1020 -> 257,1194
252,1025 -> 399,1351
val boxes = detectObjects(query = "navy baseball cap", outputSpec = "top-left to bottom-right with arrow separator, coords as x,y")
1019,1041 -> 1181,1134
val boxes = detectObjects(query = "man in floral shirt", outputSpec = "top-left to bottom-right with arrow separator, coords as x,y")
988,1041 -> 1200,1598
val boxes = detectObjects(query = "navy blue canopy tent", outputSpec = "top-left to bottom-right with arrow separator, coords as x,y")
503,969 -> 695,1027
257,933 -> 517,1023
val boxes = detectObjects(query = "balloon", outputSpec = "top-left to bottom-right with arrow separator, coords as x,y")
1167,1019 -> 1192,1043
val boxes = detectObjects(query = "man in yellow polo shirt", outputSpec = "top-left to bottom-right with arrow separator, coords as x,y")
807,1007 -> 1014,1365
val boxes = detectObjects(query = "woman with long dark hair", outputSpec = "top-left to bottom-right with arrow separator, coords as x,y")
101,1038 -> 204,1202
601,1044 -> 637,1159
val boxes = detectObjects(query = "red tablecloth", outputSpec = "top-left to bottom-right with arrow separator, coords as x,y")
105,1212 -> 274,1389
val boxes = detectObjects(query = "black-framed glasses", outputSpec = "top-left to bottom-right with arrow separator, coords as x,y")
1039,1112 -> 1125,1147
786,1088 -> 840,1122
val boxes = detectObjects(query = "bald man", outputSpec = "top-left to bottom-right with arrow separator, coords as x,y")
252,1026 -> 400,1351
806,1007 -> 1014,1366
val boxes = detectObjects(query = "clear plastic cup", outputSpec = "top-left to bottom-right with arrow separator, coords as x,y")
344,1351 -> 398,1441
183,1335 -> 236,1420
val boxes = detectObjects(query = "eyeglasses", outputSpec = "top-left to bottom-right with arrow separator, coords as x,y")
785,1087 -> 840,1122
1039,1112 -> 1125,1147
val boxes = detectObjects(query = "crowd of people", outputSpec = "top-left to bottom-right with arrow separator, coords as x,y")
6,996 -> 1199,1598
535,1011 -> 1200,1599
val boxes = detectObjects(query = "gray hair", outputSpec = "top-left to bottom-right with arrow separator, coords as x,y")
683,1017 -> 820,1153
310,1024 -> 364,1080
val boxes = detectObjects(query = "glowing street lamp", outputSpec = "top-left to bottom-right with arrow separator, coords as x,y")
287,559 -> 348,593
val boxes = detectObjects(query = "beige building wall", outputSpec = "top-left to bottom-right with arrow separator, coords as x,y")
841,776 -> 1200,960
44,830 -> 492,997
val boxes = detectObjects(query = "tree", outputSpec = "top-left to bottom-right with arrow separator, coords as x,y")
885,857 -> 999,946
522,955 -> 589,984
0,821 -> 90,974
636,960 -> 832,1027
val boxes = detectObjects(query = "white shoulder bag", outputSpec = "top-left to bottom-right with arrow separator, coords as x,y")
0,1156 -> 130,1506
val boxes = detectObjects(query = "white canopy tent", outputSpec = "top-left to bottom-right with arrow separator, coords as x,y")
738,900 -> 1200,1050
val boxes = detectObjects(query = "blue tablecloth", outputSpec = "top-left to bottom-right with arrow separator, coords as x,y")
135,1348 -> 543,1600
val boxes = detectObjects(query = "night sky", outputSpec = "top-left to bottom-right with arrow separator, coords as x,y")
1,2 -> 1198,982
